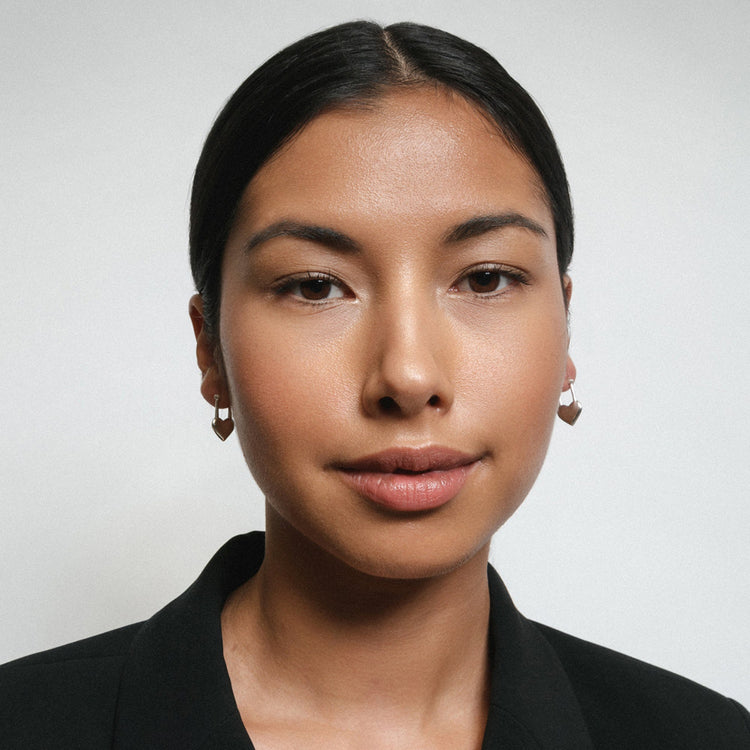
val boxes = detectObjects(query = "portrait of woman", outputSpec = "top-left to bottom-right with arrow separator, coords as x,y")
1,3 -> 748,748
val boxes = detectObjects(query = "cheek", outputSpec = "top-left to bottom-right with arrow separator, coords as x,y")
459,302 -> 567,399
456,306 -> 567,460
220,315 -> 356,474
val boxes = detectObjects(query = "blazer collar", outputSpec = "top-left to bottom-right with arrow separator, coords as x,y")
113,533 -> 263,750
483,567 -> 594,748
113,533 -> 592,749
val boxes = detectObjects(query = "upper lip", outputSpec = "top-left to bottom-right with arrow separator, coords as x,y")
336,446 -> 481,474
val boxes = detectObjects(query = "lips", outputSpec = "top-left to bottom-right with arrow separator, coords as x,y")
335,446 -> 481,512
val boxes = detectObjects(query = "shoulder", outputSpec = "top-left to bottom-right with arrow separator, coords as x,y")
0,623 -> 142,748
535,622 -> 750,748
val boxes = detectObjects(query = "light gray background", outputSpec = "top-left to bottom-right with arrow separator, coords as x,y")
2,0 -> 748,705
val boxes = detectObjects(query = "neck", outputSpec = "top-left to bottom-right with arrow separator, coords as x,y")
222,511 -> 491,736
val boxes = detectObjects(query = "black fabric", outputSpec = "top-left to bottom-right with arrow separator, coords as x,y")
1,532 -> 748,749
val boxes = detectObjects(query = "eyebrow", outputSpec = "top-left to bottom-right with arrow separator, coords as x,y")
243,212 -> 548,254
243,221 -> 360,254
442,213 -> 548,243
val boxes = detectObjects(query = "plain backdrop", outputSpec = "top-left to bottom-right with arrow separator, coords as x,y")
1,0 -> 748,706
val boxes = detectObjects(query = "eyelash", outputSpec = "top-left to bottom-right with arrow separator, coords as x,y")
272,264 -> 529,304
450,263 -> 530,298
272,271 -> 348,304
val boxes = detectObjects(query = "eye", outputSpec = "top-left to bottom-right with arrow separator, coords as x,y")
461,270 -> 507,294
452,265 -> 526,296
296,278 -> 343,300
276,273 -> 347,303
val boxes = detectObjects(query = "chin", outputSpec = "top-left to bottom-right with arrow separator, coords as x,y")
352,548 -> 485,581
311,517 -> 499,583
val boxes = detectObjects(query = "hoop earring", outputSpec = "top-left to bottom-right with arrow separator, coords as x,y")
557,379 -> 582,425
212,394 -> 234,441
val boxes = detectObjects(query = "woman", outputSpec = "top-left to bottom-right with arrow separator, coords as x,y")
1,21 -> 748,749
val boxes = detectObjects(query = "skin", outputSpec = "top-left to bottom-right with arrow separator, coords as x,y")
190,87 -> 575,749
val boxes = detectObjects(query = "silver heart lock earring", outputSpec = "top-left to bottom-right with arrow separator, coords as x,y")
557,379 -> 582,426
212,394 -> 235,441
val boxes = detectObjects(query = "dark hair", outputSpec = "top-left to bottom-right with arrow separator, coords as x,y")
190,20 -> 573,340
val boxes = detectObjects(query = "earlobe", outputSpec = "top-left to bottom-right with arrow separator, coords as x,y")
564,357 -> 577,390
189,294 -> 228,407
559,356 -> 581,425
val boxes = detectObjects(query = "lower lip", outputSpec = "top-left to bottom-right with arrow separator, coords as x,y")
338,464 -> 476,512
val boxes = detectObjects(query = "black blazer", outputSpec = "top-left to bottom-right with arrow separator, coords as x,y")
1,532 -> 748,749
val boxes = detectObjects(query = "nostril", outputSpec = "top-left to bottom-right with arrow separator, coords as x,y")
377,394 -> 441,414
379,396 -> 399,414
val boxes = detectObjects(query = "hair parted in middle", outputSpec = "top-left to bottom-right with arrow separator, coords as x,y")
190,20 -> 573,340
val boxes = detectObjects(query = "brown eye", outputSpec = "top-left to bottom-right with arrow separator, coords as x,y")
299,278 -> 333,300
467,270 -> 502,293
453,267 -> 517,296
284,275 -> 346,302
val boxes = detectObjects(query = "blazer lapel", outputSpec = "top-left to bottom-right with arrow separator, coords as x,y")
483,567 -> 594,749
111,533 -> 592,749
112,534 -> 264,750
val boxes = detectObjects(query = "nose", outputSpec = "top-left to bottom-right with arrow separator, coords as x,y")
361,301 -> 454,419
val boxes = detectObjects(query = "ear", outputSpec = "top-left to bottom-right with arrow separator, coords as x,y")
189,294 -> 229,408
562,274 -> 573,310
563,356 -> 577,391
561,275 -> 576,391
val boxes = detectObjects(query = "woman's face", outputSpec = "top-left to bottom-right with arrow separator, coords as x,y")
193,87 -> 574,579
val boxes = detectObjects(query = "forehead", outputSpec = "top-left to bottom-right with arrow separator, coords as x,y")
238,87 -> 551,235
